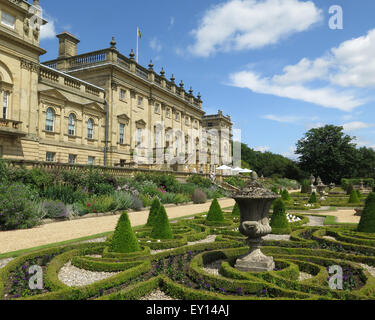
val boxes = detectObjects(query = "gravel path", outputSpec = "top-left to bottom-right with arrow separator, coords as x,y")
202,260 -> 223,276
58,261 -> 119,287
360,264 -> 375,277
299,272 -> 314,281
0,258 -> 14,269
140,289 -> 178,301
264,234 -> 291,241
151,235 -> 217,255
0,199 -> 235,254
305,216 -> 326,227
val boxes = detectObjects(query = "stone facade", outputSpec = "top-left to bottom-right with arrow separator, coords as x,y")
0,0 -> 233,173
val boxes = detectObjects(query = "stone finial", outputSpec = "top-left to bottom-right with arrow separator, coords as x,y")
148,59 -> 154,70
179,80 -> 184,88
129,49 -> 135,60
160,67 -> 165,77
197,92 -> 202,100
33,0 -> 40,6
110,37 -> 117,49
189,87 -> 193,95
170,74 -> 175,83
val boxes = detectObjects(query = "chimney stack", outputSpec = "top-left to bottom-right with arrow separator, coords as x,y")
57,32 -> 80,58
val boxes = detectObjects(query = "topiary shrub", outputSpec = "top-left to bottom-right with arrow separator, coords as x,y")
109,211 -> 141,253
309,192 -> 317,204
192,188 -> 207,204
270,199 -> 291,234
232,203 -> 240,216
356,189 -> 362,199
151,205 -> 173,239
346,183 -> 354,196
349,190 -> 360,204
281,189 -> 291,201
146,198 -> 161,227
357,193 -> 375,233
301,180 -> 310,194
206,198 -> 224,222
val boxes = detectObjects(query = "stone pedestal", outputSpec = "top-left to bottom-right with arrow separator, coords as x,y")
235,239 -> 275,272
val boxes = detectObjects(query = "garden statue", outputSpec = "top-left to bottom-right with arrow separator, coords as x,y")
329,183 -> 335,190
233,180 -> 280,272
360,180 -> 365,191
251,171 -> 258,181
316,176 -> 327,196
308,174 -> 316,194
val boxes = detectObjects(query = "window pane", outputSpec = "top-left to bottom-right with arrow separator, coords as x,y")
1,12 -> 15,28
3,92 -> 8,119
68,114 -> 76,136
46,152 -> 55,162
46,108 -> 54,132
119,124 -> 125,144
88,119 -> 94,139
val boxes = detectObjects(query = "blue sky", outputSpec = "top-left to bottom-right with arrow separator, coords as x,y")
38,0 -> 375,159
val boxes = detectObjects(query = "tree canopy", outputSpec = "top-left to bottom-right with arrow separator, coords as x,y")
295,125 -> 375,184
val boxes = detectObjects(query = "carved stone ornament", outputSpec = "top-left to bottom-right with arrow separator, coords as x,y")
20,59 -> 40,73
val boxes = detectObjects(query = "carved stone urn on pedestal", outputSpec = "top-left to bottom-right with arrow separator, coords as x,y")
233,180 -> 280,272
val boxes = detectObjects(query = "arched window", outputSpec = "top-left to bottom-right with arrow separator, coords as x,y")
68,114 -> 76,136
87,118 -> 94,139
45,108 -> 54,132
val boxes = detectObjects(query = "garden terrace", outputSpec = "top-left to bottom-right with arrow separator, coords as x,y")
2,207 -> 375,301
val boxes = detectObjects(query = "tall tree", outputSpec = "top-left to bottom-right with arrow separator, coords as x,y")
295,125 -> 358,184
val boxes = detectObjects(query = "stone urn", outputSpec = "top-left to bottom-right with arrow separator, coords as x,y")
316,177 -> 327,196
233,180 -> 280,272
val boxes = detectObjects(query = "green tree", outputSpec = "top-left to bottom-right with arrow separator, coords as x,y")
281,189 -> 291,201
206,198 -> 224,222
151,205 -> 173,239
358,193 -> 375,233
110,212 -> 141,253
146,198 -> 161,227
296,125 -> 358,184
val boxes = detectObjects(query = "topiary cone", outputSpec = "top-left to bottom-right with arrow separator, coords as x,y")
151,205 -> 173,240
309,192 -> 317,204
232,202 -> 240,216
270,199 -> 291,234
358,193 -> 375,233
206,198 -> 224,222
110,212 -> 141,253
146,198 -> 161,227
349,190 -> 360,204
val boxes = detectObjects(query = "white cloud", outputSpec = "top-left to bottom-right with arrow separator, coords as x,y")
343,122 -> 375,132
282,146 -> 298,160
262,114 -> 302,123
150,37 -> 163,52
170,17 -> 175,27
254,146 -> 270,152
230,71 -> 364,111
188,0 -> 322,57
40,19 -> 56,40
229,29 -> 375,111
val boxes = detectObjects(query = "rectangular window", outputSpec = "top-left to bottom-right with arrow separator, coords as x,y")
1,11 -> 15,29
119,123 -> 125,144
120,89 -> 126,101
185,117 -> 189,125
3,91 -> 8,119
136,128 -> 142,147
166,108 -> 170,118
155,129 -> 159,148
137,96 -> 143,107
88,156 -> 95,165
68,154 -> 76,164
154,103 -> 160,114
175,112 -> 180,121
208,122 -> 213,127
46,152 -> 55,162
120,159 -> 126,167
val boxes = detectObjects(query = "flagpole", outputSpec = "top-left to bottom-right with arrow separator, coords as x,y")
136,27 -> 139,63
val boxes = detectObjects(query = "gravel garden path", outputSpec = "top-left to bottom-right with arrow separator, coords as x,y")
303,209 -> 360,224
0,199 -> 235,254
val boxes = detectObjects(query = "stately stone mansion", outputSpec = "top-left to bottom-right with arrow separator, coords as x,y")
0,0 -> 233,173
